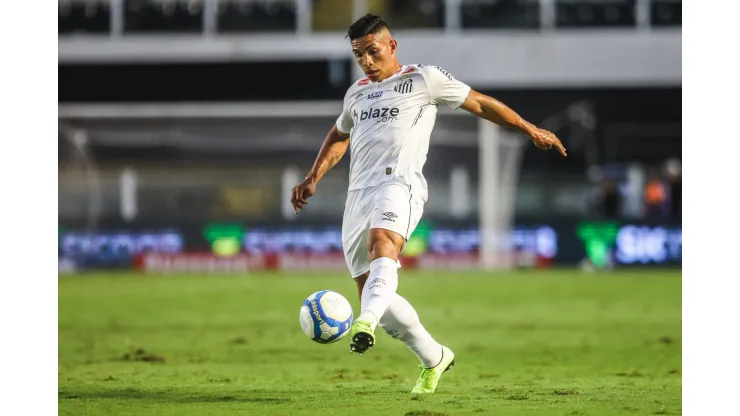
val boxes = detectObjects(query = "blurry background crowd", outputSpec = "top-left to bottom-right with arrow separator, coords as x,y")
58,0 -> 682,272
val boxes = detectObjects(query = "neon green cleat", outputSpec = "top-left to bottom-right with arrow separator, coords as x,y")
410,346 -> 456,394
349,319 -> 376,354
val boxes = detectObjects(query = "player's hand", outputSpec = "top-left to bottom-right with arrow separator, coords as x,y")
530,128 -> 567,157
291,179 -> 317,214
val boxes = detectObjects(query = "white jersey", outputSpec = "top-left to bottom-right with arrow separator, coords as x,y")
335,64 -> 471,201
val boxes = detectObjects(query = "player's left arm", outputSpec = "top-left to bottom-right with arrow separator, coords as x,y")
459,90 -> 567,157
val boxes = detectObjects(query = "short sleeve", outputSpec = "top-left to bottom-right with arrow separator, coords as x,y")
422,65 -> 472,109
335,100 -> 354,134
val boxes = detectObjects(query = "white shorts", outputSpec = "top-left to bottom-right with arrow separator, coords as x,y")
342,179 -> 425,278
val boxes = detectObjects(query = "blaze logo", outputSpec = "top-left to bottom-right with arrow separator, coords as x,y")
356,107 -> 399,123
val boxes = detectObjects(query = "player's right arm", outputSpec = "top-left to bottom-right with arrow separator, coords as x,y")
291,104 -> 354,214
305,125 -> 350,185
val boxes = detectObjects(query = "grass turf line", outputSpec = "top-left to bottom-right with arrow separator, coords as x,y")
59,270 -> 681,415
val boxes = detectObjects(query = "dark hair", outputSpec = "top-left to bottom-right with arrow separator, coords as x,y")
346,14 -> 390,40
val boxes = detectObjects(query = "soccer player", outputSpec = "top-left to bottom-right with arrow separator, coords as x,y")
291,14 -> 567,393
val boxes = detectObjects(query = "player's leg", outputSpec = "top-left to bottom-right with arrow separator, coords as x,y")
355,268 -> 436,360
357,227 -> 404,323
380,294 -> 455,393
349,227 -> 404,353
343,185 -> 410,356
353,248 -> 436,360
354,269 -> 454,392
378,294 -> 444,367
359,181 -> 455,391
357,180 -> 412,328
353,261 -> 444,368
349,181 -> 409,354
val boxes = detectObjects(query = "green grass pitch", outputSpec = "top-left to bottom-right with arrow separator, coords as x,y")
59,269 -> 681,415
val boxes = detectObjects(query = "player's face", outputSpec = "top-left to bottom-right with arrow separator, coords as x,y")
351,32 -> 398,82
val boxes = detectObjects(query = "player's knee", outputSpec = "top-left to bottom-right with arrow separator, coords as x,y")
367,228 -> 403,260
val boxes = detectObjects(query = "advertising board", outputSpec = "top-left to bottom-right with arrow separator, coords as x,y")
59,220 -> 681,273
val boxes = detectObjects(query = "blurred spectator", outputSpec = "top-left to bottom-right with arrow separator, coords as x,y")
644,170 -> 667,217
621,163 -> 646,219
592,177 -> 622,218
664,158 -> 681,218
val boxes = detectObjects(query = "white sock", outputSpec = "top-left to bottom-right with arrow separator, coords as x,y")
379,293 -> 444,368
358,257 -> 399,329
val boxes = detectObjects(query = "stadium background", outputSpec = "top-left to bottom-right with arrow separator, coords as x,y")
57,0 -> 681,274
57,2 -> 682,415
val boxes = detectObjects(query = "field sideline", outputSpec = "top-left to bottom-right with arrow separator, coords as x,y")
59,269 -> 681,415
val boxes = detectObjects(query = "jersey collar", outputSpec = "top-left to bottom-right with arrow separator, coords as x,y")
374,64 -> 406,84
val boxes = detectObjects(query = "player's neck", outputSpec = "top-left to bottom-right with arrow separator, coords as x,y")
375,63 -> 404,83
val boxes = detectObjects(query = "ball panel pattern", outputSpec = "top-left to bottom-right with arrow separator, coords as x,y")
299,290 -> 353,344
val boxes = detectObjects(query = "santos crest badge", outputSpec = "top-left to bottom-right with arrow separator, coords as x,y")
394,79 -> 413,94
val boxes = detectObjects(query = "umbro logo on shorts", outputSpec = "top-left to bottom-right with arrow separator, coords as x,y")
382,212 -> 398,222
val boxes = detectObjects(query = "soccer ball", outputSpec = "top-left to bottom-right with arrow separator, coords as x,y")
299,290 -> 353,344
